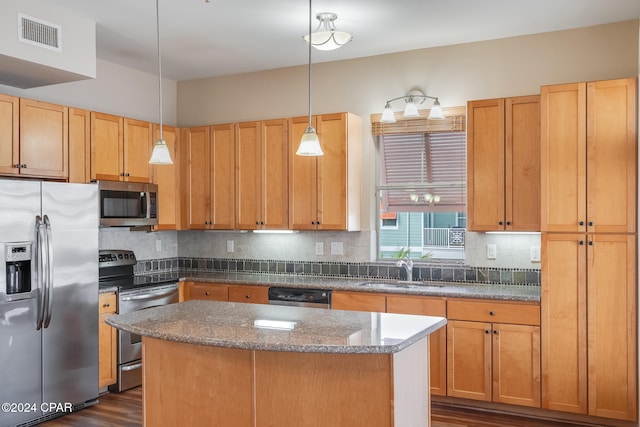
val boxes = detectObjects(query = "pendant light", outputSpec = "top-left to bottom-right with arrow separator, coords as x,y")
149,0 -> 173,165
296,0 -> 323,156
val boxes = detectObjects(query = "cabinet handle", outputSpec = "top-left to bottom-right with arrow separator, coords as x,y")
489,311 -> 495,316
579,240 -> 584,245
103,303 -> 110,308
588,241 -> 593,246
498,221 -> 503,225
311,221 -> 316,225
21,164 -> 27,168
256,221 -> 259,225
120,173 -> 125,176
506,221 -> 511,225
588,221 -> 593,226
125,173 -> 130,177
12,164 -> 19,169
493,330 -> 499,335
579,221 -> 584,226
205,291 -> 210,296
317,221 -> 321,225
485,330 -> 490,334
260,221 -> 264,225
245,294 -> 251,299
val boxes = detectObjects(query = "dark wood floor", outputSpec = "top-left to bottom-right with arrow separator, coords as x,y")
39,387 -> 607,427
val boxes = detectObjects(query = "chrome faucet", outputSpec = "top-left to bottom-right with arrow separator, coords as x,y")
396,257 -> 414,282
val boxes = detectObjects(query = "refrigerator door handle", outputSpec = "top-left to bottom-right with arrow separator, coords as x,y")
35,215 -> 44,330
43,215 -> 54,328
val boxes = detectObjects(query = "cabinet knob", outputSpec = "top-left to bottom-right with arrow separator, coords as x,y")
21,164 -> 27,168
506,221 -> 511,225
579,240 -> 584,245
205,291 -> 210,296
485,330 -> 490,334
493,330 -> 499,335
489,311 -> 495,316
588,221 -> 593,227
120,173 -> 125,176
260,221 -> 264,225
125,173 -> 130,177
588,241 -> 593,246
579,221 -> 584,226
245,294 -> 251,299
103,303 -> 110,308
256,221 -> 259,225
311,221 -> 316,225
498,221 -> 503,226
12,164 -> 19,169
317,221 -> 320,225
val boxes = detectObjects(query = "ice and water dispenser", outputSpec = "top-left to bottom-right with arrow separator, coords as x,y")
3,242 -> 32,296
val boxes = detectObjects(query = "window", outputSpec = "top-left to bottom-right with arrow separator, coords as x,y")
374,112 -> 466,261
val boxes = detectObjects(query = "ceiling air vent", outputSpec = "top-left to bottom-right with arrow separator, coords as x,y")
18,13 -> 62,52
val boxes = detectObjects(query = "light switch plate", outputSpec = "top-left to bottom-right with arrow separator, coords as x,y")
226,240 -> 234,253
315,242 -> 324,256
155,239 -> 162,252
486,244 -> 497,260
530,246 -> 541,262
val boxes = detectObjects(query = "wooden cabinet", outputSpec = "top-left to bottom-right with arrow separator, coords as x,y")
152,124 -> 180,230
331,291 -> 386,312
0,94 -> 19,176
235,119 -> 288,230
467,95 -> 540,231
447,299 -> 541,408
228,285 -> 269,304
184,125 -> 235,230
541,78 -> 636,233
91,113 -> 152,183
289,113 -> 361,231
68,108 -> 91,183
98,292 -> 117,388
541,233 -> 637,421
386,295 -> 447,396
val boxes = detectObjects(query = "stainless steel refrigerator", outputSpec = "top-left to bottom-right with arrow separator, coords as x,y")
0,179 -> 99,427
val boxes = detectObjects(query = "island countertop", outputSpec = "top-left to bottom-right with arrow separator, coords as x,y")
106,299 -> 447,354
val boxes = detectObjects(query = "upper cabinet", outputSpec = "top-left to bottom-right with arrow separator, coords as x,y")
152,124 -> 180,230
467,95 -> 540,231
235,119 -> 288,230
183,125 -> 235,230
541,78 -> 637,233
90,113 -> 152,183
0,97 -> 68,179
68,108 -> 91,183
289,113 -> 362,231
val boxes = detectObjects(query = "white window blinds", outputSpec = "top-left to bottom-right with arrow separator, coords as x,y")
379,131 -> 466,213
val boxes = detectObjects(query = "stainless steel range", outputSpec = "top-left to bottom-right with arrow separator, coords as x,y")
98,250 -> 179,392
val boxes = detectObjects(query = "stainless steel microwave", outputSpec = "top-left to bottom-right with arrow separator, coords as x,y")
98,181 -> 158,227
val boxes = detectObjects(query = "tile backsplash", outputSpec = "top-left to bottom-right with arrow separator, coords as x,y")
136,256 -> 540,286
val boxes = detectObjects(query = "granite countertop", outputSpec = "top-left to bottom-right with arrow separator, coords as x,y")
106,299 -> 447,354
180,271 -> 541,302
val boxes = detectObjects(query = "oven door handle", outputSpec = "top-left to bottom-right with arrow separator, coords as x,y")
121,288 -> 177,301
121,363 -> 143,372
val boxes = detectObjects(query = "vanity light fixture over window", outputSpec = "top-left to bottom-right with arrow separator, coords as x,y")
381,89 -> 445,123
149,0 -> 173,165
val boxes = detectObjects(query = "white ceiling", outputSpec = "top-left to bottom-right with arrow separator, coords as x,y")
40,0 -> 640,81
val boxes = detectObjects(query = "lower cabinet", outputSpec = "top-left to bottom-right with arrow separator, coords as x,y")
183,282 -> 268,304
331,291 -> 386,312
446,300 -> 541,408
98,292 -> 117,388
228,285 -> 269,304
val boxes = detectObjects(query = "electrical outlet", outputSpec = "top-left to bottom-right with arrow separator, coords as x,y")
530,246 -> 541,262
155,240 -> 162,252
330,242 -> 344,255
315,242 -> 324,256
226,240 -> 234,253
486,244 -> 497,260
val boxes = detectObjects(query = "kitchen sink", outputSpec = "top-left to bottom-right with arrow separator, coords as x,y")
357,281 -> 446,289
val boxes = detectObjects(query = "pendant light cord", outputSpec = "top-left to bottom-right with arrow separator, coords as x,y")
307,0 -> 312,129
156,0 -> 163,142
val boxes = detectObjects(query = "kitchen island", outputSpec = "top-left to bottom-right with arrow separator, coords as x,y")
106,300 -> 446,427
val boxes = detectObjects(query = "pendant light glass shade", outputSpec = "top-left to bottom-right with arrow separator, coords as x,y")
380,102 -> 396,123
402,98 -> 419,117
149,139 -> 173,164
149,0 -> 173,165
296,127 -> 323,156
427,98 -> 445,120
303,12 -> 352,51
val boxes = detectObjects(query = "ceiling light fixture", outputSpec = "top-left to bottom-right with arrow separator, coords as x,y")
296,0 -> 323,156
149,0 -> 173,165
380,89 -> 445,123
302,12 -> 352,51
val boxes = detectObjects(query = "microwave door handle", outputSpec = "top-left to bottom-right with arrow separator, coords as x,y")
141,192 -> 147,218
43,215 -> 54,328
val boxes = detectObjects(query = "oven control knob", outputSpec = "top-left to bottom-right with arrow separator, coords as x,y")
117,254 -> 123,259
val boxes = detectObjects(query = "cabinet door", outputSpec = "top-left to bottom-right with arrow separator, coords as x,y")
289,116 -> 318,230
587,234 -> 636,421
68,108 -> 91,183
19,98 -> 68,178
262,119 -> 289,229
541,83 -> 587,232
386,295 -> 447,396
467,99 -> 505,231
331,291 -> 386,312
228,285 -> 269,304
492,323 -> 540,407
316,113 -> 348,230
586,78 -> 636,234
235,121 -> 261,229
541,233 -> 587,414
98,293 -> 117,388
447,320 -> 491,401
91,112 -> 124,181
506,95 -> 540,231
153,124 -> 179,230
123,118 -> 152,183
185,126 -> 211,230
211,124 -> 236,229
0,94 -> 19,175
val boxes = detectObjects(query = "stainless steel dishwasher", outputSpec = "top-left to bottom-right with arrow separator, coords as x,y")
268,287 -> 331,308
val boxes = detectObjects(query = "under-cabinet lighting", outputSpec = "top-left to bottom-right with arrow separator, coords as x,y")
485,232 -> 541,235
252,230 -> 300,234
254,319 -> 296,330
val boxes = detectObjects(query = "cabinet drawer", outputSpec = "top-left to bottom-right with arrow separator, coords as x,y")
99,292 -> 117,314
228,285 -> 269,304
448,299 -> 540,325
386,295 -> 446,317
332,292 -> 386,312
188,283 -> 229,301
